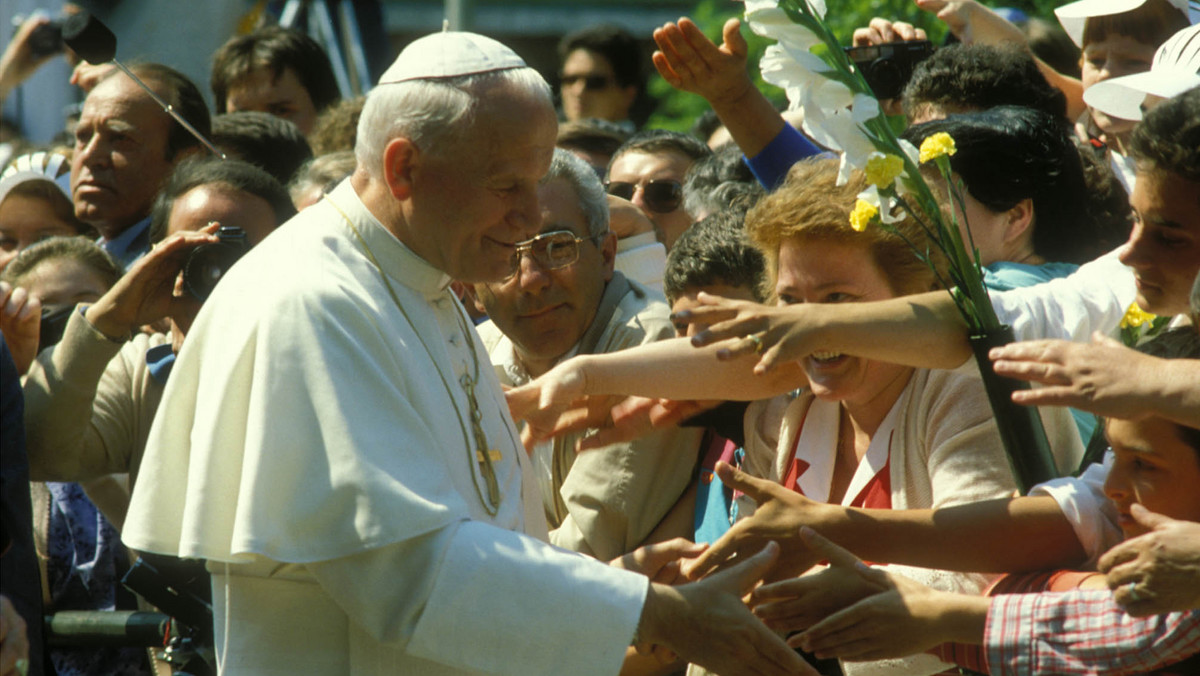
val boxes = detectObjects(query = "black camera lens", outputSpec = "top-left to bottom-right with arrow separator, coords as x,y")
864,59 -> 906,100
183,226 -> 248,301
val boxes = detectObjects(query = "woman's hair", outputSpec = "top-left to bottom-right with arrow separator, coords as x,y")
0,235 -> 121,289
903,106 -> 1098,264
744,158 -> 944,301
1082,0 -> 1190,47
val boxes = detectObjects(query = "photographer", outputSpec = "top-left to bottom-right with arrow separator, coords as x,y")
19,157 -> 292,501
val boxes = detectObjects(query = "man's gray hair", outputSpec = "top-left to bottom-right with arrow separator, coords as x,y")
355,67 -> 552,179
542,148 -> 609,239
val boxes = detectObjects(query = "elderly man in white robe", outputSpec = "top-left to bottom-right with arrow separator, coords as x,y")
119,31 -> 810,676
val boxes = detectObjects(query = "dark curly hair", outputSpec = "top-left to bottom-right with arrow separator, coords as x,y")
902,44 -> 1067,124
664,208 -> 766,305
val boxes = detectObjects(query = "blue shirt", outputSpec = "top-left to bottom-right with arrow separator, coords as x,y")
99,216 -> 152,270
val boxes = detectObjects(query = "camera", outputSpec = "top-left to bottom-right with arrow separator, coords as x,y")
183,226 -> 248,301
844,40 -> 935,100
28,19 -> 64,57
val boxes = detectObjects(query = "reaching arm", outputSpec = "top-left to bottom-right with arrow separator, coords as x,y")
685,463 -> 1086,580
992,335 -> 1200,430
652,18 -> 786,159
681,290 -> 971,374
507,336 -> 806,441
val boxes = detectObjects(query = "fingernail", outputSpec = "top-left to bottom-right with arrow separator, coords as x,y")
671,310 -> 691,321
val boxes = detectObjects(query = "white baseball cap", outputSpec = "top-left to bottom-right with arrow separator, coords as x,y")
1055,0 -> 1198,46
377,30 -> 526,85
1084,24 -> 1200,120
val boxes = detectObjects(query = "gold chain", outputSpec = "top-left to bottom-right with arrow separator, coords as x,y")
324,195 -> 502,515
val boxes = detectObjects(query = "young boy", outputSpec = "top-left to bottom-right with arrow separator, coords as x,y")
780,326 -> 1200,675
661,209 -> 766,544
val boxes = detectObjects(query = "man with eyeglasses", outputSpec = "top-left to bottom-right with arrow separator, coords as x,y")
557,25 -> 645,129
475,148 -> 703,562
606,130 -> 711,251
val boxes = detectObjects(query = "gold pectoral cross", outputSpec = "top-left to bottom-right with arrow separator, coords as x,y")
461,374 -> 502,509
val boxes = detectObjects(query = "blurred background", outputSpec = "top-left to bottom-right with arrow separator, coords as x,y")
2,0 -> 1070,145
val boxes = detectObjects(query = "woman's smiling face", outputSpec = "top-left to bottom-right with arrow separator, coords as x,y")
774,236 -> 913,408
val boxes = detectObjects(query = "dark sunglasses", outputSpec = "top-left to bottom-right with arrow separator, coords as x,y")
560,74 -> 613,91
605,179 -> 683,214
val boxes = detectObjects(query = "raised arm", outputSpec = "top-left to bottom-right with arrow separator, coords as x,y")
652,18 -> 785,158
686,463 -> 1086,580
914,0 -> 1086,120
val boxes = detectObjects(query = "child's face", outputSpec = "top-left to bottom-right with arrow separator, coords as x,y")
1103,417 -> 1200,538
1080,34 -> 1157,136
670,283 -> 759,337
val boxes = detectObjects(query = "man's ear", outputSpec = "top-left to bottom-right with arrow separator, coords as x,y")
599,231 -> 618,282
382,137 -> 418,201
1002,197 -> 1035,247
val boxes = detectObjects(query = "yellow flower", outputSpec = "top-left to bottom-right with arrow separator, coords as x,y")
1120,303 -> 1156,329
864,152 -> 905,188
918,132 -> 958,163
849,199 -> 878,231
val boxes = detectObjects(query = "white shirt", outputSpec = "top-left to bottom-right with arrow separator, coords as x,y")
123,180 -> 646,675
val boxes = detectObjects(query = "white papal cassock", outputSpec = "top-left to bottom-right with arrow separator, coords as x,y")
122,180 -> 647,675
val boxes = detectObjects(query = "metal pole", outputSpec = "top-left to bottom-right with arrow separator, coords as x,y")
444,0 -> 474,31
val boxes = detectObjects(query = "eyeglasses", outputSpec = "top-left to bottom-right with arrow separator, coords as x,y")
560,74 -> 614,91
505,229 -> 597,279
605,179 -> 683,214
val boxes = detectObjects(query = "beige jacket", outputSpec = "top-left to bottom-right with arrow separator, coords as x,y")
480,272 -> 704,561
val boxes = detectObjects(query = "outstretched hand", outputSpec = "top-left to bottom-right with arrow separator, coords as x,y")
793,528 -> 987,660
675,292 -> 822,374
641,542 -> 818,676
683,462 -> 830,581
0,282 -> 42,376
989,333 -> 1163,419
612,537 -> 707,586
652,18 -> 753,108
1099,504 -> 1200,616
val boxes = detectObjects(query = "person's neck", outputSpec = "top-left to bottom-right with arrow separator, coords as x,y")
518,351 -> 562,380
352,170 -> 408,244
841,366 -> 914,441
95,215 -> 146,241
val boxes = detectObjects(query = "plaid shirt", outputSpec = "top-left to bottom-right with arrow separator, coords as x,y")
985,589 -> 1200,675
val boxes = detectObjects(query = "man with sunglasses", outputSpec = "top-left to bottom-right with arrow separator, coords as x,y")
476,149 -> 703,562
557,25 -> 645,129
606,130 -> 710,250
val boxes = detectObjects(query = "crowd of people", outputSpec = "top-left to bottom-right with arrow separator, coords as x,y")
1,0 -> 1198,675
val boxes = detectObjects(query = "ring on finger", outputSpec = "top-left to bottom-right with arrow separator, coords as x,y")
747,333 -> 765,354
1125,581 -> 1144,602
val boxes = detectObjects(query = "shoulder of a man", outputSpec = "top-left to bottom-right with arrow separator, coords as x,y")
584,273 -> 674,356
